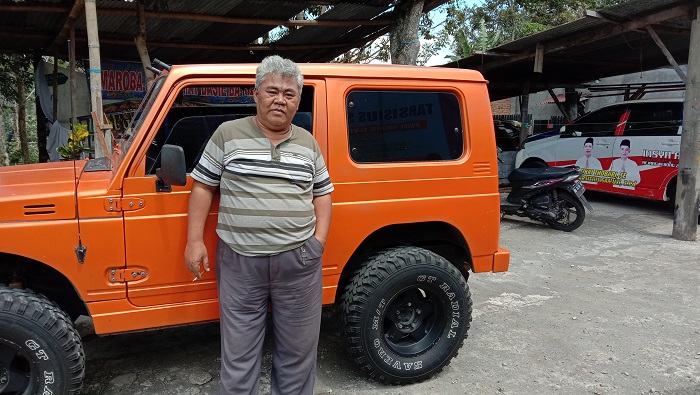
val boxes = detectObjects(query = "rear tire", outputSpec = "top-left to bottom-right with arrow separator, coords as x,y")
341,246 -> 472,385
0,286 -> 85,395
547,191 -> 585,231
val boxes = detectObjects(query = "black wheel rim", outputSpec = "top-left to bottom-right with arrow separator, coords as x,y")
0,340 -> 36,395
382,286 -> 445,355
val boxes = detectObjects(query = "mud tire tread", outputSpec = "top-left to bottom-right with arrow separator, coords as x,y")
0,285 -> 85,394
340,246 -> 472,385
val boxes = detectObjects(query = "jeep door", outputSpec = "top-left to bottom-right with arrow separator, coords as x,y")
120,78 -> 327,311
120,79 -> 254,309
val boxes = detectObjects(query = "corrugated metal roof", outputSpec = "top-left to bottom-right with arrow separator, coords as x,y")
0,0 -> 443,65
442,0 -> 697,100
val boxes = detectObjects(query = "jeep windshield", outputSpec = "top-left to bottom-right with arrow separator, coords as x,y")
116,73 -> 166,158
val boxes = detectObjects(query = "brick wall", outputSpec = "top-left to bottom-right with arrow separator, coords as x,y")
490,98 -> 511,115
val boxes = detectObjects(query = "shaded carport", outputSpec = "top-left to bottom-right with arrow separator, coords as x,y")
0,0 -> 446,160
440,0 -> 699,239
0,0 -> 445,64
442,0 -> 694,102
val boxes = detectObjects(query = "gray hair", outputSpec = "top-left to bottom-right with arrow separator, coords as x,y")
255,55 -> 303,92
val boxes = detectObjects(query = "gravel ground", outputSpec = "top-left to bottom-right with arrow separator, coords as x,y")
78,192 -> 700,395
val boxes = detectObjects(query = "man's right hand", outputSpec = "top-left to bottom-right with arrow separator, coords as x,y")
185,181 -> 217,280
185,241 -> 210,279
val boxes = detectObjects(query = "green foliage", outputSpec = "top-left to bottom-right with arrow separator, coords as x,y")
0,54 -> 33,106
57,123 -> 89,160
521,21 -> 551,37
474,18 -> 502,52
437,0 -> 626,62
8,144 -> 38,165
331,38 -> 390,64
443,30 -> 472,61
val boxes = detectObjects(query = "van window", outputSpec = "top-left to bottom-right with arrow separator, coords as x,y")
625,102 -> 683,136
346,90 -> 463,163
562,105 -> 623,138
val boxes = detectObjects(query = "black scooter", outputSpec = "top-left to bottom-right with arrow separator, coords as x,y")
501,165 -> 593,231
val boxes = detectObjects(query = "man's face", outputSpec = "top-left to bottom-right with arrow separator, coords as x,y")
254,73 -> 300,130
583,143 -> 593,157
620,145 -> 630,159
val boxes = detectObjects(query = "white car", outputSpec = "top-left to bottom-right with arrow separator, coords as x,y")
515,98 -> 683,201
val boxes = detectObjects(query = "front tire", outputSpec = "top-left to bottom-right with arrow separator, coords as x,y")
341,247 -> 472,384
0,286 -> 85,395
547,191 -> 585,231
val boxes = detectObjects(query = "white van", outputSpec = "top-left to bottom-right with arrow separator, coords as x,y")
515,98 -> 684,201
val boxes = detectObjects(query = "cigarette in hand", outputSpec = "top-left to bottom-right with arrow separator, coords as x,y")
192,270 -> 206,282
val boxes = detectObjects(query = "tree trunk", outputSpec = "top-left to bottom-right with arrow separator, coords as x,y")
389,0 -> 423,65
34,55 -> 49,162
17,69 -> 29,164
0,101 -> 8,166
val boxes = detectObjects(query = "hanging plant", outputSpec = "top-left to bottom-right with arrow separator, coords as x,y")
57,123 -> 89,160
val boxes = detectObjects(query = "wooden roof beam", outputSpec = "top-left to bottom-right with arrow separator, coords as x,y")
0,3 -> 391,27
97,8 -> 390,27
95,37 -> 359,51
481,2 -> 698,72
48,0 -> 85,52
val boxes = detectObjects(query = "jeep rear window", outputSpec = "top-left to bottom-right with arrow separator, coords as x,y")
346,91 -> 463,163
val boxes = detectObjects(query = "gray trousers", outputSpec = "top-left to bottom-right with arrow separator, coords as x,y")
216,237 -> 324,395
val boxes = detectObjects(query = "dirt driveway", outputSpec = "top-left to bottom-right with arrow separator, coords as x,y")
79,193 -> 700,395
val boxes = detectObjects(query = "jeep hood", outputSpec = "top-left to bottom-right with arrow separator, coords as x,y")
0,161 -> 87,222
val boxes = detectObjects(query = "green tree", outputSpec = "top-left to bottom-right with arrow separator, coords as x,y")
437,0 -> 626,62
0,54 -> 34,165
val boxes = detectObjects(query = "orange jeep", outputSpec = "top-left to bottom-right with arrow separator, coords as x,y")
0,63 -> 509,393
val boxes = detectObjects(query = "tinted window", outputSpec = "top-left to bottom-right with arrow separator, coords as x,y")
562,105 -> 623,138
625,102 -> 683,136
146,85 -> 314,174
347,90 -> 463,163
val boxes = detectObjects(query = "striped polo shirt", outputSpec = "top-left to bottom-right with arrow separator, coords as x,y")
191,116 -> 334,256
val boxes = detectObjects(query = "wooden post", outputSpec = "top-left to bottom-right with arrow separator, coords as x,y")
672,6 -> 700,241
534,43 -> 544,73
85,0 -> 109,157
70,26 -> 77,126
564,88 -> 578,120
646,26 -> 687,82
134,1 -> 154,88
519,79 -> 531,145
546,87 -> 569,122
52,55 -> 58,122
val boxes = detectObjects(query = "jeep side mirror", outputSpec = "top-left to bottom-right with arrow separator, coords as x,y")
155,144 -> 187,192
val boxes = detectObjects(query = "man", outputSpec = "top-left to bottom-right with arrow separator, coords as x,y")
575,137 -> 603,184
184,55 -> 333,395
608,139 -> 640,189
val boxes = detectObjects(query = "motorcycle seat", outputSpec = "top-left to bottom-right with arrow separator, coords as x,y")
508,166 -> 578,183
